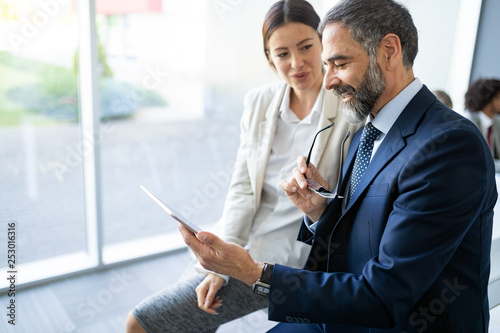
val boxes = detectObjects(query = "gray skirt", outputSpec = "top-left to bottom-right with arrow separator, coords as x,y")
133,265 -> 269,333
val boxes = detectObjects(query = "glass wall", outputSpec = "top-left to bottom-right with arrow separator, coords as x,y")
96,5 -> 215,259
96,1 -> 284,261
0,0 -> 87,286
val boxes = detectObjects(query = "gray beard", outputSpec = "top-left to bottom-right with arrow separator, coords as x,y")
342,102 -> 369,125
339,59 -> 386,125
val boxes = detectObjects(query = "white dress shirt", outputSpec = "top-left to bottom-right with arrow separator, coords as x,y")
260,85 -> 322,208
475,111 -> 494,139
250,86 -> 322,249
369,78 -> 423,159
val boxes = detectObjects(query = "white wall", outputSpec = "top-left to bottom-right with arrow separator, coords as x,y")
202,0 -> 478,122
403,0 -> 462,92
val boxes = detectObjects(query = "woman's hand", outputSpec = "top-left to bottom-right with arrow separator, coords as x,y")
195,273 -> 225,314
280,155 -> 329,221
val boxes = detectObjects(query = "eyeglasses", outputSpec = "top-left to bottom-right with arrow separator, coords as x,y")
306,125 -> 350,199
305,122 -> 335,167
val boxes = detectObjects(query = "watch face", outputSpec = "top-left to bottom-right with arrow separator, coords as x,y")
253,281 -> 271,296
256,285 -> 269,295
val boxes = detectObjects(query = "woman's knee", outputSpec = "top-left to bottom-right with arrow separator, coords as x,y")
126,312 -> 146,333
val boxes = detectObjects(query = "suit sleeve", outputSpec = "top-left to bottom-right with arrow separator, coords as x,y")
268,125 -> 495,327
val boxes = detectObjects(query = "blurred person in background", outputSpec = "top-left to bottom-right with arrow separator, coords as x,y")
432,89 -> 453,108
126,1 -> 360,332
465,78 -> 500,159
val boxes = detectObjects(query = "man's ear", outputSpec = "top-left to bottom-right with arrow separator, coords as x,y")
378,33 -> 402,71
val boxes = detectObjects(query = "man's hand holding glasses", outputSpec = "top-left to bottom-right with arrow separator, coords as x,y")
280,155 -> 331,222
280,123 -> 350,222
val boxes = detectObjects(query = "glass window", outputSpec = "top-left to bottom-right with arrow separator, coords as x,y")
96,1 -> 278,261
0,0 -> 87,286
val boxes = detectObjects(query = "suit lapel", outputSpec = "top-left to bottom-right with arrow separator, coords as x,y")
335,129 -> 360,195
310,86 -> 437,265
341,86 -> 436,214
343,127 -> 406,212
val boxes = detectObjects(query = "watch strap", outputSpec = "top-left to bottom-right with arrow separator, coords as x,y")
260,263 -> 274,284
252,263 -> 274,296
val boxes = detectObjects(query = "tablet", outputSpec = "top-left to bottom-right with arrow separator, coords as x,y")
140,185 -> 202,234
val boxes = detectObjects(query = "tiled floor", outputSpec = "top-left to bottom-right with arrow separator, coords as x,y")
0,249 -> 276,333
2,248 -> 500,332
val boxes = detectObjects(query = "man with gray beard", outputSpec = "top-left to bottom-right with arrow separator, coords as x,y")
332,56 -> 386,125
179,0 -> 497,331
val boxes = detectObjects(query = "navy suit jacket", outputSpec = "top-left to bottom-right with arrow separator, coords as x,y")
268,86 -> 498,332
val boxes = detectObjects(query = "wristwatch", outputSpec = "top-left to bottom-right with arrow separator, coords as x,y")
252,263 -> 274,296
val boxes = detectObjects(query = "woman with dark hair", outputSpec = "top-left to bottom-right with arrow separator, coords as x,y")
465,78 -> 500,158
126,1 -> 359,332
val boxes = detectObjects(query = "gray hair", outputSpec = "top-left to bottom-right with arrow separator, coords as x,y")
318,0 -> 418,68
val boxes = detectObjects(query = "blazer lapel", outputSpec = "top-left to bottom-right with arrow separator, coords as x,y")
310,90 -> 339,166
342,85 -> 436,213
251,84 -> 286,202
335,129 -> 360,195
257,83 -> 286,146
343,127 -> 406,212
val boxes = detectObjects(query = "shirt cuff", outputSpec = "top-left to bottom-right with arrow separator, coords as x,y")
194,262 -> 230,285
304,215 -> 318,234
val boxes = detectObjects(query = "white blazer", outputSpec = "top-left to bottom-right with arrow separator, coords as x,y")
211,81 -> 361,269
